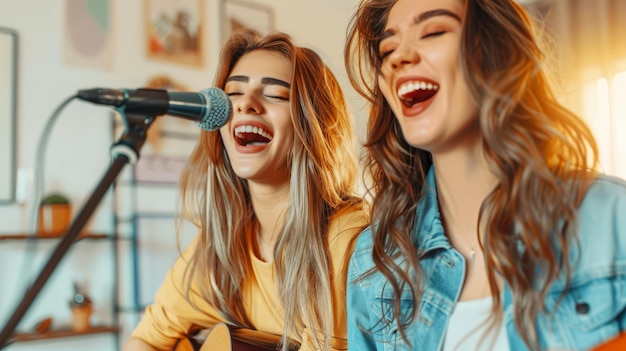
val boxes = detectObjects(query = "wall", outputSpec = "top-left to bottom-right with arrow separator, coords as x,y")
0,0 -> 364,233
0,0 -> 360,350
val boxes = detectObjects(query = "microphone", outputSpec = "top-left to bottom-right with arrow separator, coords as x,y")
77,87 -> 232,131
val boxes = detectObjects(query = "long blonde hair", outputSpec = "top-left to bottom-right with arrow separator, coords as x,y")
345,0 -> 598,349
179,29 -> 362,350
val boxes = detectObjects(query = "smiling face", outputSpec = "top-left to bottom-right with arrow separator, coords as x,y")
220,49 -> 294,185
377,0 -> 479,154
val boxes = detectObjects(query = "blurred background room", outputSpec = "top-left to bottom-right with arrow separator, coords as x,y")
0,0 -> 624,350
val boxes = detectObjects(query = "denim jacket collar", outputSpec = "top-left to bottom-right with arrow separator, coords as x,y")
412,166 -> 450,256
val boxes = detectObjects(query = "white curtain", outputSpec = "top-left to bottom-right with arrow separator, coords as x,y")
526,0 -> 626,177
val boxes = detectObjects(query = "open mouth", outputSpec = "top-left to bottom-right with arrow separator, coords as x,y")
397,81 -> 439,108
234,125 -> 273,146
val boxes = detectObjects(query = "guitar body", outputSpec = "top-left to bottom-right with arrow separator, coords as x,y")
173,322 -> 300,351
201,323 -> 232,350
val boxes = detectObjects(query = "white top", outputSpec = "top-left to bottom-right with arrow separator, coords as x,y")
443,297 -> 510,351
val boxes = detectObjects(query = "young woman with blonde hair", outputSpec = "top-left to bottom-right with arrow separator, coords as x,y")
124,29 -> 367,351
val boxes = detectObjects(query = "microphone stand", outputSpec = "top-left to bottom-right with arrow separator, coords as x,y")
0,108 -> 158,349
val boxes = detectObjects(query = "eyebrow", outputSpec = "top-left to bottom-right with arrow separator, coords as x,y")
381,9 -> 462,40
225,75 -> 291,88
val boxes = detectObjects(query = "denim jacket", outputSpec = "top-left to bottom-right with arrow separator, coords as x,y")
347,168 -> 626,350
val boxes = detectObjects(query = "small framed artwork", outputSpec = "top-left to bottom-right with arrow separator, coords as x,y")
63,0 -> 113,70
144,0 -> 205,67
222,0 -> 274,43
134,154 -> 189,184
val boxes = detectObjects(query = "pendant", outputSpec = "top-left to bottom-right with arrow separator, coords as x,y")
469,249 -> 475,264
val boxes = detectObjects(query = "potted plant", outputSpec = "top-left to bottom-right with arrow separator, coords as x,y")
69,282 -> 92,331
37,193 -> 72,237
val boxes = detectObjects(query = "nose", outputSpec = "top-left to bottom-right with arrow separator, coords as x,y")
234,91 -> 263,115
387,38 -> 420,70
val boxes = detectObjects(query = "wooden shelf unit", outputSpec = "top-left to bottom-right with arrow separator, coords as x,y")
0,233 -> 112,240
0,232 -> 120,348
10,325 -> 117,343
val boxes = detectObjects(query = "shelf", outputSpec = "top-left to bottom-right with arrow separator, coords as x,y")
115,213 -> 179,223
10,325 -> 117,343
0,233 -> 113,241
117,305 -> 146,313
116,179 -> 179,187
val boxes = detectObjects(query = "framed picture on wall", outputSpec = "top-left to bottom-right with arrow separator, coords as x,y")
0,27 -> 17,204
222,0 -> 274,43
144,0 -> 205,67
63,0 -> 113,70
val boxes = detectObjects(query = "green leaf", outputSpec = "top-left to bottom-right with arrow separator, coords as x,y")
41,193 -> 70,205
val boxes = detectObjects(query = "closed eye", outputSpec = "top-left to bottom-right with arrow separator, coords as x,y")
266,95 -> 289,101
379,50 -> 393,61
422,30 -> 446,39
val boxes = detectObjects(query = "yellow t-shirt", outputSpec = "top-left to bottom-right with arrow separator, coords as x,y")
131,207 -> 368,350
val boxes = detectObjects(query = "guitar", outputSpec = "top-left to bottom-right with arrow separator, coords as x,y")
173,322 -> 300,351
591,332 -> 626,351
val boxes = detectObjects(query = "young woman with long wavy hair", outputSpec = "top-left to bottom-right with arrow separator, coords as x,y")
123,29 -> 367,351
344,0 -> 626,350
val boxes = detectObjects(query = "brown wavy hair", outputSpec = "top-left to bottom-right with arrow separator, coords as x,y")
179,29 -> 363,350
345,0 -> 598,349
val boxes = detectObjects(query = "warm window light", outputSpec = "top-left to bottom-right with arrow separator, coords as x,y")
582,70 -> 626,178
595,77 -> 610,124
595,77 -> 611,173
612,71 -> 626,177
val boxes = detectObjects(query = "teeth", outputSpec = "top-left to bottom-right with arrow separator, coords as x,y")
397,81 -> 439,96
234,125 -> 273,140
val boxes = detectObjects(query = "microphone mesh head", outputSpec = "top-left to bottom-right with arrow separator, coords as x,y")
196,87 -> 232,131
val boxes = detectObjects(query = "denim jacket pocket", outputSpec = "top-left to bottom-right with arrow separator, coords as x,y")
371,288 -> 419,351
543,276 -> 626,350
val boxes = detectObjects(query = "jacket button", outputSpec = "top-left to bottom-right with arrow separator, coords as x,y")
575,302 -> 590,314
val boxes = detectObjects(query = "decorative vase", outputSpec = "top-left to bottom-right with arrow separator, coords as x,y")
71,304 -> 92,332
37,194 -> 71,237
69,281 -> 93,331
38,204 -> 71,237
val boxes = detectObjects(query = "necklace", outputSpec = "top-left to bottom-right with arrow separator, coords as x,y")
452,233 -> 477,264
468,247 -> 476,264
